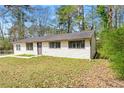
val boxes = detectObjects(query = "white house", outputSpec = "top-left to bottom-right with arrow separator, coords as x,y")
13,31 -> 96,59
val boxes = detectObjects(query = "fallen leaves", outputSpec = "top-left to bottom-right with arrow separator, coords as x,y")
0,57 -> 123,87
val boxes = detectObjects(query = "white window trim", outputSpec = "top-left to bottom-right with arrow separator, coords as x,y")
68,40 -> 85,49
26,43 -> 33,51
16,44 -> 21,51
49,42 -> 61,49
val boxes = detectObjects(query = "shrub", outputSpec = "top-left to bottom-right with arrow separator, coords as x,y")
99,27 -> 124,79
17,54 -> 35,57
0,38 -> 13,50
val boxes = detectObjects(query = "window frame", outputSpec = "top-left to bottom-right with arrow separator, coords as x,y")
49,42 -> 61,48
16,44 -> 21,51
68,40 -> 85,49
26,43 -> 33,50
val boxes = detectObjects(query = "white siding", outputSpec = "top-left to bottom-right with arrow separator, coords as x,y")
13,39 -> 92,59
13,42 -> 37,55
42,39 -> 91,59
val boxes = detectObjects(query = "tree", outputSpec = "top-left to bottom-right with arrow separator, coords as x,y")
97,5 -> 109,30
84,6 -> 98,30
107,5 -> 113,29
0,6 -> 9,40
113,6 -> 118,28
0,21 -> 4,40
4,5 -> 32,40
57,6 -> 77,33
91,6 -> 94,30
76,5 -> 85,31
81,6 -> 85,30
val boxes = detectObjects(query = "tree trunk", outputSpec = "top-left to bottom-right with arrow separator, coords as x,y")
108,5 -> 113,29
114,7 -> 117,28
77,6 -> 81,31
0,22 -> 4,40
118,13 -> 121,27
91,5 -> 94,30
67,16 -> 71,33
82,5 -> 85,30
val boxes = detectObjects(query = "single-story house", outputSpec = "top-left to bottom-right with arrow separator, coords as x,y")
13,31 -> 96,59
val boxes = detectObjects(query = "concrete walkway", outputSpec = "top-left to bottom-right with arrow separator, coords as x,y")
0,54 -> 14,58
0,54 -> 37,59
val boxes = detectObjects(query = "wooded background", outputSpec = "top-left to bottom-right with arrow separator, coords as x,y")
0,5 -> 123,49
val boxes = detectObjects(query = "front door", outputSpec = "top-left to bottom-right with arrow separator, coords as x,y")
37,42 -> 42,55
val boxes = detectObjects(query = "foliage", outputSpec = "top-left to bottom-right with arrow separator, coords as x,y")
99,27 -> 124,79
4,5 -> 32,40
0,38 -> 12,50
57,6 -> 77,32
96,5 -> 109,29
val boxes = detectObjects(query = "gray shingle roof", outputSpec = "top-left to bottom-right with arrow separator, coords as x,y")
15,31 -> 94,43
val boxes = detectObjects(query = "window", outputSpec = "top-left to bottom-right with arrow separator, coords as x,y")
26,43 -> 33,50
68,40 -> 85,48
16,44 -> 21,51
49,42 -> 61,48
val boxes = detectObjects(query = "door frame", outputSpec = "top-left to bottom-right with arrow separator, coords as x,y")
37,42 -> 42,55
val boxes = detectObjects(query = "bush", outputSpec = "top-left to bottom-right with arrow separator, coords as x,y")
99,27 -> 124,79
17,54 -> 35,57
0,38 -> 13,50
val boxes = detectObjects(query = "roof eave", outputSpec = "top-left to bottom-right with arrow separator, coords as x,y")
13,37 -> 91,43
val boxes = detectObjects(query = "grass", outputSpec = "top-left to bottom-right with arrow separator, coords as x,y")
0,56 -> 101,88
16,54 -> 35,57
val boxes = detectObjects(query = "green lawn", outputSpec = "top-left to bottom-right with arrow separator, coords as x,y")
0,56 -> 101,88
17,54 -> 35,57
